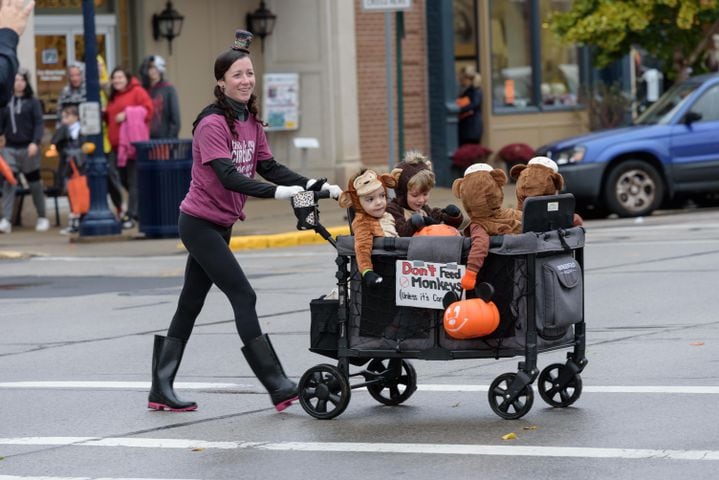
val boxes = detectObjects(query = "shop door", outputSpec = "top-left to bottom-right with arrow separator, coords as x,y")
34,15 -> 116,125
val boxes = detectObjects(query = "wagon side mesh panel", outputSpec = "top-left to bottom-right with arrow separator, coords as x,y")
349,256 -> 437,351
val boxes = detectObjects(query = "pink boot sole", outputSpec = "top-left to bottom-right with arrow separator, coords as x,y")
148,402 -> 198,412
274,395 -> 299,412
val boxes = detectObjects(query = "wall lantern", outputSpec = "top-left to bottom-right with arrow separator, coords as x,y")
246,1 -> 277,52
152,1 -> 184,54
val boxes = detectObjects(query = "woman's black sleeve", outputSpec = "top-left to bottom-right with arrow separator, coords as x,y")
256,157 -> 309,186
210,157 -> 275,198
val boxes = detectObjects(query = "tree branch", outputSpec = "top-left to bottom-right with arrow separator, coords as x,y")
687,18 -> 719,66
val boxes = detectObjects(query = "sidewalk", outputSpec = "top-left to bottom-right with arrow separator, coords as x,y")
0,185 -> 517,258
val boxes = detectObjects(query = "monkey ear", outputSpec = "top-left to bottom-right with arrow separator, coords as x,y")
509,164 -> 527,180
390,167 -> 403,182
490,168 -> 508,187
338,192 -> 353,209
552,172 -> 565,192
451,178 -> 463,199
379,173 -> 397,189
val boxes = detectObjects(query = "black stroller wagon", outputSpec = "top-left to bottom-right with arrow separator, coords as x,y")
291,191 -> 588,420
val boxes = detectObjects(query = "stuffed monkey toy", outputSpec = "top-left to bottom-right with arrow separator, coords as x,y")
338,169 -> 398,287
510,156 -> 583,226
452,163 -> 522,291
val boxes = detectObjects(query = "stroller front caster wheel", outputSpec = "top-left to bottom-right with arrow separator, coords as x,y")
488,372 -> 534,420
538,363 -> 583,408
299,364 -> 351,419
365,358 -> 417,406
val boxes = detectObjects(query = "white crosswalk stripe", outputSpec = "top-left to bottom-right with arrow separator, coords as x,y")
0,437 -> 718,461
0,381 -> 718,394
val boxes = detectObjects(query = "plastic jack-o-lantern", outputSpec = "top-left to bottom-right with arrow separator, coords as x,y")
413,224 -> 461,237
443,298 -> 500,339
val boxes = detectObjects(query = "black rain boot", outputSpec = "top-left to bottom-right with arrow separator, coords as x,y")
148,335 -> 198,412
241,334 -> 298,411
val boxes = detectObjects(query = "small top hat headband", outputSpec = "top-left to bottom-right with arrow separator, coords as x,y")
233,30 -> 254,53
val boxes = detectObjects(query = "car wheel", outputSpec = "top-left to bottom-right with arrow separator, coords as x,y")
603,160 -> 664,217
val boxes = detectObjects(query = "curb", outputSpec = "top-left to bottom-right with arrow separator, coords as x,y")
228,225 -> 350,251
0,250 -> 35,260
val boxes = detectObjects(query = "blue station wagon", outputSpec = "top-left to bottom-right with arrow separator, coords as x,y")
536,73 -> 719,217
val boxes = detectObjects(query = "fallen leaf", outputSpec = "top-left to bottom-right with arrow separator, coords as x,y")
192,448 -> 205,452
523,425 -> 537,430
501,432 -> 518,440
451,402 -> 461,408
689,342 -> 704,346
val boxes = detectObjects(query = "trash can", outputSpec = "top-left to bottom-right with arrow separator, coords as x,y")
135,139 -> 193,238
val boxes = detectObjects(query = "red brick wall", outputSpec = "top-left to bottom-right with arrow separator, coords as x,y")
355,0 -> 429,171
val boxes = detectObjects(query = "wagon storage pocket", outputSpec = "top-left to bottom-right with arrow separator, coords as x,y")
309,296 -> 339,357
536,255 -> 583,339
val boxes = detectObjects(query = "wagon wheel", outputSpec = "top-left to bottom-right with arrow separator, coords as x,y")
366,358 -> 417,406
488,372 -> 534,420
298,364 -> 351,420
538,363 -> 583,408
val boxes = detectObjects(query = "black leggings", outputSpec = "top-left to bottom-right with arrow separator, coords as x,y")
167,212 -> 262,344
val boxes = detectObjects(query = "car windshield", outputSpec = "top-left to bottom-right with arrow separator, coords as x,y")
635,81 -> 701,125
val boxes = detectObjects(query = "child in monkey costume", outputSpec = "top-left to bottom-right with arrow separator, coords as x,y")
386,150 -> 464,236
452,163 -> 522,291
339,169 -> 399,287
510,156 -> 583,226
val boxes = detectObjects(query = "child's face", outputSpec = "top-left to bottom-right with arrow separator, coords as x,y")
61,111 -> 79,126
407,187 -> 430,212
359,186 -> 387,219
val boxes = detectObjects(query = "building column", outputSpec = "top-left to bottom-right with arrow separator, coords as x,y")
426,0 -> 458,187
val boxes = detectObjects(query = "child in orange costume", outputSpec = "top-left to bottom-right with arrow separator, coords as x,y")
338,169 -> 398,287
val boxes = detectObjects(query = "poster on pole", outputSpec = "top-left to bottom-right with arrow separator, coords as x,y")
362,0 -> 412,11
395,260 -> 465,309
262,73 -> 299,131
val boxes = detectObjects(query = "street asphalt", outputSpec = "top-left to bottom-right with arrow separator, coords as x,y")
0,184 -> 517,259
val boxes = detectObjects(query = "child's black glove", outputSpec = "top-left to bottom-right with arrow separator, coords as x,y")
362,270 -> 383,288
441,204 -> 464,227
410,213 -> 438,231
442,204 -> 461,217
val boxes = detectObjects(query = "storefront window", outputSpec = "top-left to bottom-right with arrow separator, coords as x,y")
453,0 -> 479,77
490,0 -> 533,109
489,0 -> 581,113
539,0 -> 578,107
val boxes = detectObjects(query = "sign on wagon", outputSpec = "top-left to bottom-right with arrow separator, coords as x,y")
395,260 -> 465,310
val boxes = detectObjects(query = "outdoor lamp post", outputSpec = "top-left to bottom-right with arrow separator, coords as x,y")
79,0 -> 120,237
152,1 -> 184,54
246,1 -> 276,52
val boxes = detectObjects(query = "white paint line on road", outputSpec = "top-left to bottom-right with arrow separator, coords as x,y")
418,384 -> 719,394
0,476 -> 201,480
1,381 -> 718,395
0,437 -> 717,461
0,381 -> 250,390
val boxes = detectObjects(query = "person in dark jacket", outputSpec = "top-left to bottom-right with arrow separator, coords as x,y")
457,65 -> 483,146
0,68 -> 47,233
0,0 -> 34,108
56,61 -> 86,121
139,55 -> 180,138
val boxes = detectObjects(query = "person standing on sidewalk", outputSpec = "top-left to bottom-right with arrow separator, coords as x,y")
148,30 -> 341,413
56,61 -> 85,121
0,68 -> 48,233
139,55 -> 180,139
105,67 -> 153,229
0,0 -> 34,108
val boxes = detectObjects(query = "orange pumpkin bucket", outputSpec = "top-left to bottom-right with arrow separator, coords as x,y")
443,298 -> 500,339
413,224 -> 461,237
